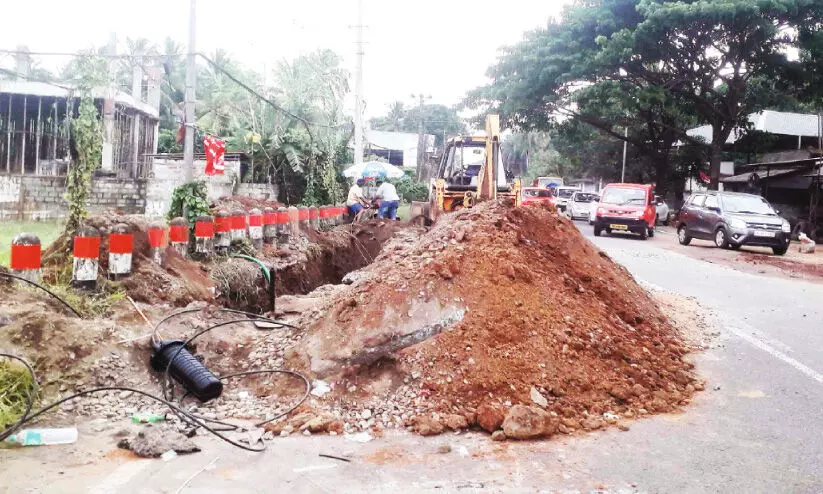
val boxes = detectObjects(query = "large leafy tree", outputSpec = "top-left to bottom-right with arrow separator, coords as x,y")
468,0 -> 823,190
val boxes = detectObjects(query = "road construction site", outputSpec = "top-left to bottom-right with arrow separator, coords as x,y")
2,196 -> 822,492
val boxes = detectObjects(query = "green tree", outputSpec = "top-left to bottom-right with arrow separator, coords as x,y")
468,0 -> 823,190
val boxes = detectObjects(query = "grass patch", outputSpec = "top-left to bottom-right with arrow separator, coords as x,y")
0,360 -> 38,430
0,221 -> 63,267
42,282 -> 127,319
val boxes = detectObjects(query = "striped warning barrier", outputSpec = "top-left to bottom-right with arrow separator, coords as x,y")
72,226 -> 100,290
108,223 -> 133,279
248,208 -> 264,250
169,217 -> 189,257
10,233 -> 41,283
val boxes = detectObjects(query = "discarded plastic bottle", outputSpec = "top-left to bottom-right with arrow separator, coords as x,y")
6,428 -> 78,446
131,413 -> 166,424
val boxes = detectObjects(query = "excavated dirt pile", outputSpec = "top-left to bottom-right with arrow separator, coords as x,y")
284,201 -> 699,439
44,214 -> 215,306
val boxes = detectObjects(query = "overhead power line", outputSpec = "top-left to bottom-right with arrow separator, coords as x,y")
0,49 -> 171,59
196,53 -> 346,131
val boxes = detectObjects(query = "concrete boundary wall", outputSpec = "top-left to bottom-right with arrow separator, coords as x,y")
0,175 -> 146,220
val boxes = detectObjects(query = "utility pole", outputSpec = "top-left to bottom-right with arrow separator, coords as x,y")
353,0 -> 365,166
621,126 -> 628,183
413,93 -> 431,180
184,0 -> 197,181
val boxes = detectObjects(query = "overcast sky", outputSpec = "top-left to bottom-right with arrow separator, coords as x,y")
0,0 -> 568,118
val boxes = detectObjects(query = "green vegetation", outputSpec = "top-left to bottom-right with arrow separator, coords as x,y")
0,221 -> 62,267
468,0 -> 823,193
168,181 -> 211,225
0,360 -> 38,430
391,171 -> 429,203
65,55 -> 106,234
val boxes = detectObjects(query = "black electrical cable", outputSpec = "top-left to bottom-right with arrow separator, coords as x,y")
150,307 -> 299,345
0,354 -> 39,442
0,273 -> 83,318
161,318 -> 278,401
177,369 -> 311,428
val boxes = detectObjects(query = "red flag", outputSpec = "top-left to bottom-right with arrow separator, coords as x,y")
203,135 -> 225,176
175,124 -> 185,144
699,171 -> 711,184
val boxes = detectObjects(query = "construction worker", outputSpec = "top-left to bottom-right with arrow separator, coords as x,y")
347,178 -> 367,217
375,179 -> 400,220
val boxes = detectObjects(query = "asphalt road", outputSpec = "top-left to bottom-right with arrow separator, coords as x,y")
4,222 -> 823,493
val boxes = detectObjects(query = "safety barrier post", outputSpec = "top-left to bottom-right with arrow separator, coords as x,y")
147,221 -> 168,265
169,217 -> 189,257
231,210 -> 247,240
108,223 -> 133,279
248,208 -> 264,249
10,233 -> 41,283
72,226 -> 100,290
214,211 -> 231,255
262,207 -> 277,245
194,215 -> 214,258
298,206 -> 310,232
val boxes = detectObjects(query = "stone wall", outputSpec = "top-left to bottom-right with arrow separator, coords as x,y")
0,175 -> 146,220
145,157 -> 241,218
236,183 -> 278,201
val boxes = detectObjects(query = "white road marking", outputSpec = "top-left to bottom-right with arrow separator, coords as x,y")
637,278 -> 823,386
718,313 -> 823,385
89,459 -> 153,494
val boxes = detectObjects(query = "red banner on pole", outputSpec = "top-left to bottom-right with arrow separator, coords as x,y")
204,135 -> 226,176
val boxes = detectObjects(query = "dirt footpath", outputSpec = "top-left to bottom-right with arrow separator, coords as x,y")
641,225 -> 823,283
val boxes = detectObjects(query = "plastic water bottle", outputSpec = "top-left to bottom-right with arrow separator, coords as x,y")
6,428 -> 78,446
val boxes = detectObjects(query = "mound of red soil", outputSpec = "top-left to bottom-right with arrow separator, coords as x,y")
298,201 -> 698,435
212,196 -> 282,212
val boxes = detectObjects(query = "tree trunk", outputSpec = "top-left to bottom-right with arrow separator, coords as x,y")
709,142 -> 723,191
653,153 -> 670,198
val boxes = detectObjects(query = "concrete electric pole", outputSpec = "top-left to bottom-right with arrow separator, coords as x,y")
184,0 -> 197,181
413,93 -> 431,180
353,0 -> 365,166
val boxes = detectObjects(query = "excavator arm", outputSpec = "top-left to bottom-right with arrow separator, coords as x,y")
476,114 -> 500,201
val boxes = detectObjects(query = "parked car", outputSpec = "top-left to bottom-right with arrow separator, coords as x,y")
522,187 -> 553,206
593,183 -> 657,239
567,192 -> 599,220
550,186 -> 580,212
655,196 -> 671,225
675,191 -> 791,255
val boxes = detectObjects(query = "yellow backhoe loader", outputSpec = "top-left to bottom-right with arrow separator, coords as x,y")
410,114 -> 522,224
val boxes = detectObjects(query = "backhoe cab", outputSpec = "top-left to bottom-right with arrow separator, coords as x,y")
410,115 -> 522,224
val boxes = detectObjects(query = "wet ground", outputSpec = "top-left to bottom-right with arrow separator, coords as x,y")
3,220 -> 822,493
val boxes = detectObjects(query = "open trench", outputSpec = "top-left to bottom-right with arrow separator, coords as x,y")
212,220 -> 413,313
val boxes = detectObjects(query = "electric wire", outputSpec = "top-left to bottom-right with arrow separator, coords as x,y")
1,311 -> 310,452
0,273 -> 83,318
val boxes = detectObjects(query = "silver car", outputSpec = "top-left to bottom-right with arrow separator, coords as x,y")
567,192 -> 599,221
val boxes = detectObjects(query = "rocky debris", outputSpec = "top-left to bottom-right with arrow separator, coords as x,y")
501,405 -> 553,440
491,430 -> 507,441
117,426 -> 200,458
443,414 -> 469,431
530,386 -> 548,408
437,444 -> 452,454
410,415 -> 444,436
476,402 -> 506,433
